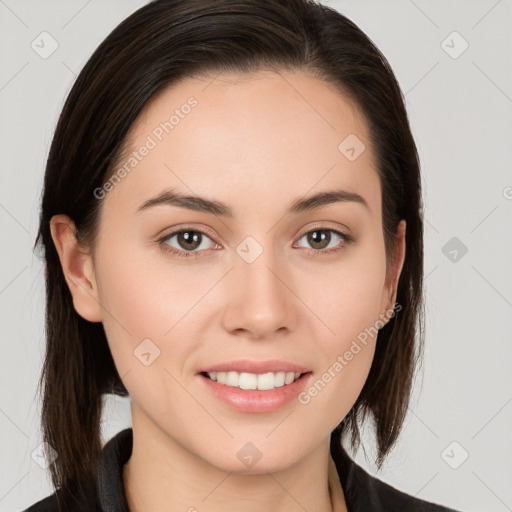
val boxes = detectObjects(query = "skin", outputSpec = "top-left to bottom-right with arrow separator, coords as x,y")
50,69 -> 406,512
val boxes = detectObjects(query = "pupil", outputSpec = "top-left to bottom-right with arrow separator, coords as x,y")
308,230 -> 330,249
179,231 -> 201,250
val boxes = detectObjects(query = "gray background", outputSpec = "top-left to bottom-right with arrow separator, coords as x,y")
1,1 -> 511,511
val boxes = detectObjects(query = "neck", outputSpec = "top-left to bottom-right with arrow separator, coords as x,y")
122,408 -> 347,512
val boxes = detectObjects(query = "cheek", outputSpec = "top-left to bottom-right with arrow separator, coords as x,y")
295,246 -> 386,402
95,237 -> 199,334
93,239 -> 214,379
93,245 -> 203,424
296,262 -> 383,422
297,340 -> 376,441
302,247 -> 387,346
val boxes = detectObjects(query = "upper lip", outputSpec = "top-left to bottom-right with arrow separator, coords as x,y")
199,359 -> 311,375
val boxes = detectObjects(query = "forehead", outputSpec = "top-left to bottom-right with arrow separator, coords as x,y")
102,70 -> 380,219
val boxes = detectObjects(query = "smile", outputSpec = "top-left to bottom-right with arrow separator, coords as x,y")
204,371 -> 303,390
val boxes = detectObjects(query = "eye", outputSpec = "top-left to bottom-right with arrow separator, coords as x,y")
158,227 -> 218,258
294,227 -> 354,256
157,224 -> 355,259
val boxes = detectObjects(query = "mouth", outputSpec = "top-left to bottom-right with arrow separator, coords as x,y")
200,370 -> 310,391
198,369 -> 313,413
196,359 -> 313,412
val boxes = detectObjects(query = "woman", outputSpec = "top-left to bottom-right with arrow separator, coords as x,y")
26,0 -> 461,510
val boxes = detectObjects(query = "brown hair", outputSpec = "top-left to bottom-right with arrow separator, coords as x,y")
34,0 -> 424,507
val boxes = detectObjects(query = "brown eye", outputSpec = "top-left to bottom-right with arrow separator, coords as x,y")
158,228 -> 217,258
174,230 -> 203,251
306,229 -> 333,250
295,227 -> 354,256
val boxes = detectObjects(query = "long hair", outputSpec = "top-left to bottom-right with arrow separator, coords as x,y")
33,0 -> 424,507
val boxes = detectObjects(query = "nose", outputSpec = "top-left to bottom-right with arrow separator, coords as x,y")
221,240 -> 296,339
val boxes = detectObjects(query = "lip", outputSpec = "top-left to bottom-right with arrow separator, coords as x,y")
198,359 -> 311,374
198,371 -> 313,413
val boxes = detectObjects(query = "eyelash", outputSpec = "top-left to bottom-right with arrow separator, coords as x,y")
157,224 -> 355,259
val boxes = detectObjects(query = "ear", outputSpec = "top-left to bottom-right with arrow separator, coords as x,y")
49,214 -> 103,322
380,219 -> 406,322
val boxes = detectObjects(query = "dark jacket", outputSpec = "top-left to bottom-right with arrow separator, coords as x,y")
24,428 -> 461,511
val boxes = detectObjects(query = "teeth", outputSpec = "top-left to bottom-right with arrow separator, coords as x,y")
206,371 -> 302,390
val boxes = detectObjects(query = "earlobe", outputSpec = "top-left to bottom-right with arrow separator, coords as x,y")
380,220 -> 406,322
49,214 -> 103,323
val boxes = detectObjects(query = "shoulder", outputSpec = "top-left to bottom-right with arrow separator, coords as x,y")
22,491 -> 99,512
330,438 -> 462,512
21,429 -> 131,512
350,462 -> 460,511
22,480 -> 99,512
22,493 -> 60,512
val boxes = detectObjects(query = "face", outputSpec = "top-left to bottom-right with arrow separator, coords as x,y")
52,69 -> 405,474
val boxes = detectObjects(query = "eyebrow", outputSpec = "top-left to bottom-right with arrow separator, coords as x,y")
136,187 -> 370,217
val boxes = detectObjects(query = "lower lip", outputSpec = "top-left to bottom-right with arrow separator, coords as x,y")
198,372 -> 313,413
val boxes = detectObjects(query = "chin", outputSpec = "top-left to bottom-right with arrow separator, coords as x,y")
199,443 -> 301,476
